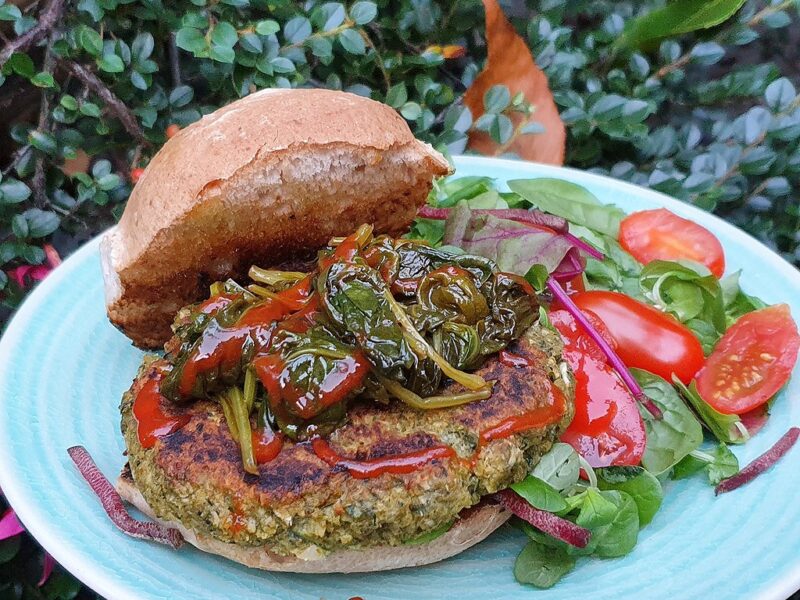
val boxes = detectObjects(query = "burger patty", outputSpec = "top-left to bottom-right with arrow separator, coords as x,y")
120,323 -> 573,558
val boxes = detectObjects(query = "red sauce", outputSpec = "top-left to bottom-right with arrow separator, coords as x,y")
479,385 -> 567,446
253,350 -> 370,420
196,292 -> 240,315
311,438 -> 457,479
319,233 -> 361,270
498,350 -> 534,369
177,278 -> 313,397
251,427 -> 284,464
133,366 -> 190,448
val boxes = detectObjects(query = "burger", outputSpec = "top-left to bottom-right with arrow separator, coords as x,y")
101,88 -> 573,573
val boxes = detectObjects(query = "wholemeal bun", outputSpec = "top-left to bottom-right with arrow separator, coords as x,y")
116,470 -> 510,573
100,88 -> 450,348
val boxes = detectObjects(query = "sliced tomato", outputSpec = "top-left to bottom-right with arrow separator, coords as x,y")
550,310 -> 646,467
696,304 -> 799,415
571,290 -> 705,384
619,208 -> 726,278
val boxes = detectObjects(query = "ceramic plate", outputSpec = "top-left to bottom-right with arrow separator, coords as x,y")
1,156 -> 799,600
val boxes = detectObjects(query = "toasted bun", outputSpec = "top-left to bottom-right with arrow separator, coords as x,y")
101,88 -> 450,348
116,471 -> 509,573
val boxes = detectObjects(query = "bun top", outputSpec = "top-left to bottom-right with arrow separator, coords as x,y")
115,88 -> 424,271
101,87 -> 450,348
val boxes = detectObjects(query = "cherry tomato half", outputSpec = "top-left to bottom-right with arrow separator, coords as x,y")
619,208 -> 726,278
572,290 -> 705,384
551,310 -> 646,467
696,304 -> 799,415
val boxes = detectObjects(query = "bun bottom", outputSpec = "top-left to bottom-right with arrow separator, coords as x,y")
116,470 -> 510,573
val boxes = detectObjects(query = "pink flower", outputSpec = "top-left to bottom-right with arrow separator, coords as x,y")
7,244 -> 62,290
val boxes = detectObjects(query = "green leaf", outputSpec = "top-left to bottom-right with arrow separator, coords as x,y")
672,453 -> 708,480
617,0 -> 747,50
239,32 -> 263,53
0,537 -> 21,564
400,101 -> 422,120
209,44 -> 235,63
508,178 -> 624,237
23,208 -> 60,238
338,28 -> 365,54
523,264 -> 549,292
597,466 -> 663,526
79,102 -> 101,118
350,1 -> 378,25
510,476 -> 568,512
0,4 -> 23,20
284,16 -> 312,44
673,377 -> 747,444
590,490 -> 640,558
385,83 -> 408,108
8,52 -> 35,78
212,21 -> 238,48
490,114 -> 513,144
632,369 -> 703,474
12,214 -> 28,238
0,179 -> 32,203
175,27 -> 206,54
79,26 -> 104,56
639,260 -> 726,339
131,31 -> 155,62
169,85 -> 194,107
576,488 -> 619,530
270,57 -> 295,74
484,85 -> 511,114
530,442 -> 581,492
31,72 -> 56,88
28,130 -> 58,155
97,53 -> 124,73
514,540 -> 576,589
765,77 -> 796,112
255,19 -> 280,35
706,442 -> 739,485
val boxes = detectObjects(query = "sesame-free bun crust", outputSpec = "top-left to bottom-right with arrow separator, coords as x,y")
101,88 -> 450,348
116,470 -> 510,573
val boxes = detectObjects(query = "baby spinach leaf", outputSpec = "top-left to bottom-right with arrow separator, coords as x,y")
430,176 -> 494,208
597,466 -> 663,526
672,453 -> 708,480
514,540 -> 576,589
673,444 -> 740,485
508,178 -> 625,237
575,488 -> 618,530
632,369 -> 703,474
672,376 -> 748,444
706,443 -> 740,485
511,476 -> 568,512
640,260 -> 725,328
530,442 -> 581,492
591,490 -> 640,558
720,270 -> 768,324
583,234 -> 643,299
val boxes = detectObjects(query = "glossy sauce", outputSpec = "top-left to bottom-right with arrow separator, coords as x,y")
196,292 -> 240,315
253,350 -> 370,420
177,277 -> 313,397
311,438 -> 457,479
251,427 -> 284,464
479,385 -> 567,446
133,366 -> 190,448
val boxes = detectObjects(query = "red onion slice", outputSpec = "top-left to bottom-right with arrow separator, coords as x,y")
418,205 -> 569,233
715,427 -> 800,495
494,489 -> 590,548
547,278 -> 663,419
67,446 -> 183,548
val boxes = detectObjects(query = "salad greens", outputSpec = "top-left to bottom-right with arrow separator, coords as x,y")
409,173 -> 795,590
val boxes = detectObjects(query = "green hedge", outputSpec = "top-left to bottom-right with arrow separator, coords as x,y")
1,0 -> 799,597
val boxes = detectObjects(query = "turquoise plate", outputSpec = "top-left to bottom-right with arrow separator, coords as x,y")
1,157 -> 799,600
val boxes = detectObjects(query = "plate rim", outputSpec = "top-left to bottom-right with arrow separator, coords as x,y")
1,155 -> 799,600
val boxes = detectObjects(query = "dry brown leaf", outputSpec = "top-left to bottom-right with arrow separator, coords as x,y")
464,0 -> 565,164
61,149 -> 90,176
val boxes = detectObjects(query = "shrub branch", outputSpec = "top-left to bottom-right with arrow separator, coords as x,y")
0,0 -> 65,70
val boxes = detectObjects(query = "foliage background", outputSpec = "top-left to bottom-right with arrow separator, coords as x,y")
1,0 -> 799,597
